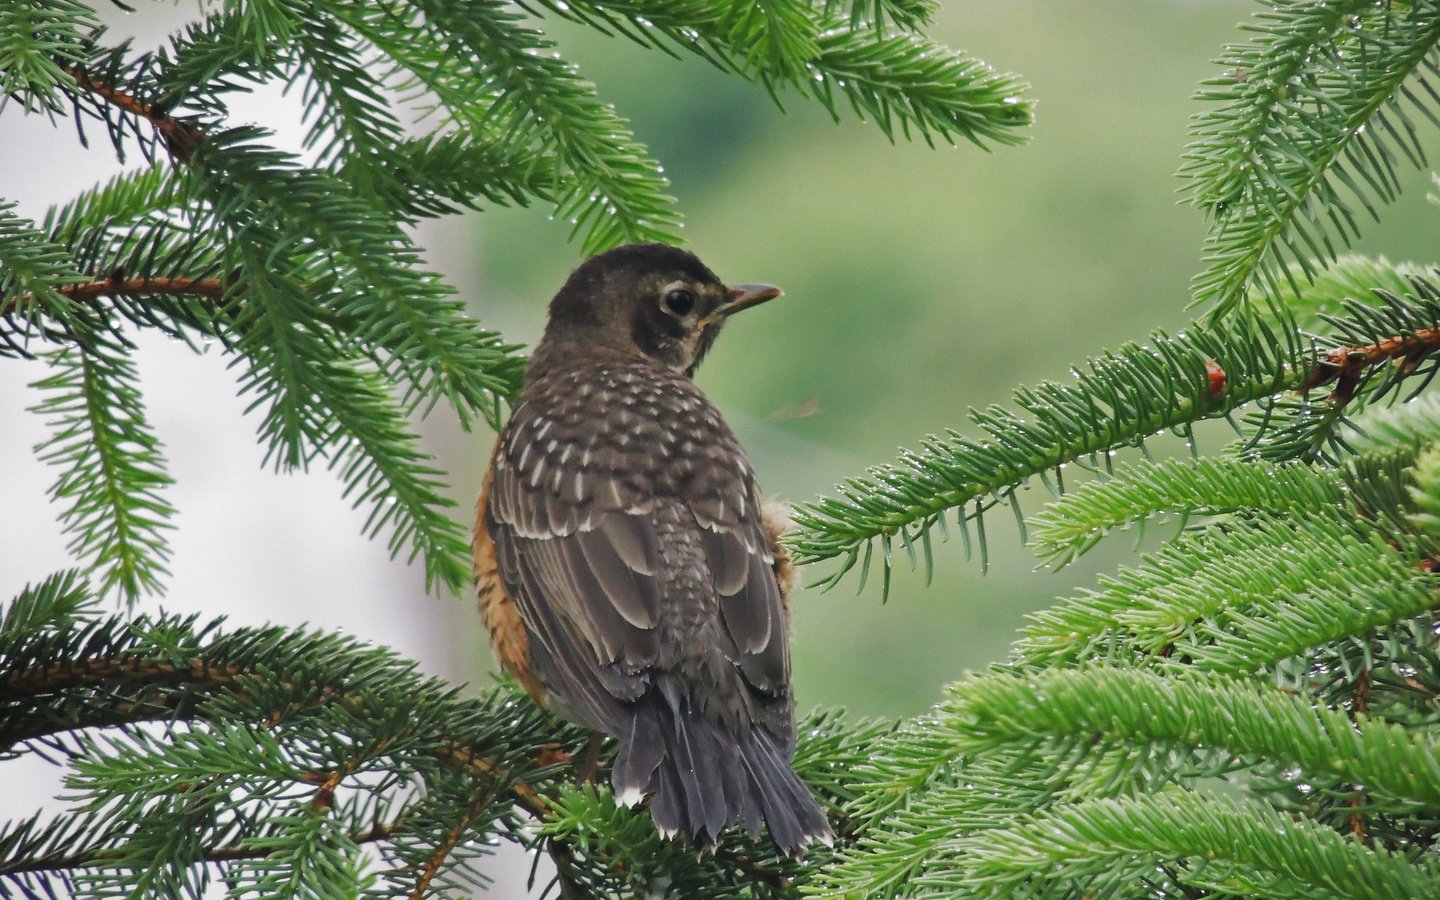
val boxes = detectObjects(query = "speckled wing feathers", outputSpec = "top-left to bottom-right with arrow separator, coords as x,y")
486,365 -> 788,720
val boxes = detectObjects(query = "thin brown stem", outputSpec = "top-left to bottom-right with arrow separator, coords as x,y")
1,655 -> 243,700
65,65 -> 205,159
61,276 -> 227,303
1348,667 -> 1372,840
408,785 -> 498,900
1300,322 -> 1440,402
1,276 -> 229,320
434,745 -> 552,819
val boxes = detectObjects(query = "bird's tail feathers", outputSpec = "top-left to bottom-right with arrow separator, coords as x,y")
610,695 -> 832,854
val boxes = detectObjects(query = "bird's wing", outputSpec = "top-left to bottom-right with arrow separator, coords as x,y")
485,396 -> 789,733
690,485 -> 790,695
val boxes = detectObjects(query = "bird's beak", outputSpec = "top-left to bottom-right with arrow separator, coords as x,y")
701,283 -> 782,329
723,283 -> 783,316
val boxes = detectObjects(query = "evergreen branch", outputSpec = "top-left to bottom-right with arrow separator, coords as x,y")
942,789 -> 1440,898
1018,511 -> 1434,670
1,652 -> 243,702
1343,442 -> 1436,550
1173,547 -> 1439,677
526,0 -> 1031,148
316,362 -> 475,591
0,571 -> 94,641
801,13 -> 1031,147
698,0 -> 819,81
789,314 -> 1300,585
0,201 -> 88,353
1257,254 -> 1431,332
0,816 -> 400,878
160,132 -> 518,588
833,0 -> 939,32
0,590 -> 864,892
287,12 -> 405,182
1305,304 -> 1440,395
29,340 -> 176,605
809,745 -> 1078,897
945,667 -> 1440,806
1182,1 -> 1440,315
1344,392 -> 1440,452
65,59 -> 207,160
337,0 -> 681,256
537,784 -> 802,897
1246,272 -> 1440,463
1407,444 -> 1440,543
192,128 -> 524,426
797,283 -> 1440,589
0,1 -> 101,114
48,275 -> 225,308
347,133 -> 559,223
1029,457 -> 1344,566
0,598 -> 668,895
26,164 -> 232,350
42,163 -> 187,247
406,786 -> 500,900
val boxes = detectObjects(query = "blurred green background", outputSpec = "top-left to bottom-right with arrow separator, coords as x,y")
451,0 -> 1440,718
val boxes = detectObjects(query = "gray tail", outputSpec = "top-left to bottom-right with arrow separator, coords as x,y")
610,695 -> 832,854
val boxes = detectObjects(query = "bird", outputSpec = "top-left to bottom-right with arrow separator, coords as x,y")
474,242 -> 832,853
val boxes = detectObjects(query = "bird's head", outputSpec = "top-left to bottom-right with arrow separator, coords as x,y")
538,243 -> 781,377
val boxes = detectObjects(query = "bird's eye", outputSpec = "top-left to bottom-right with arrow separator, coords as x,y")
662,288 -> 695,317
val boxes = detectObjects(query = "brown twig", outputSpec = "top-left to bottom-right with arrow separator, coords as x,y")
0,275 -> 230,320
0,655 -> 244,700
59,276 -> 227,303
65,65 -> 205,159
434,745 -> 552,819
1347,668 -> 1372,841
408,785 -> 498,900
305,768 -> 349,814
1299,323 -> 1440,400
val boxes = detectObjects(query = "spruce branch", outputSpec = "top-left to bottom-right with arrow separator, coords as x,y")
1344,392 -> 1440,452
1,276 -> 229,336
29,337 -> 176,607
940,789 -> 1440,898
947,667 -> 1440,806
0,583 -> 876,896
0,1 -> 101,114
0,201 -> 88,351
0,815 -> 402,878
1018,509 -> 1437,672
349,0 -> 682,256
1256,254 -> 1432,332
1244,270 -> 1440,464
64,60 -> 207,160
1182,0 -> 1440,316
523,0 -> 1031,148
796,273 -> 1440,590
1028,456 -> 1344,566
405,785 -> 501,900
789,313 -> 1299,589
0,592 -> 588,895
1407,443 -> 1440,542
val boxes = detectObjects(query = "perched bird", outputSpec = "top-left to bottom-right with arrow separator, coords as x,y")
474,243 -> 831,853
